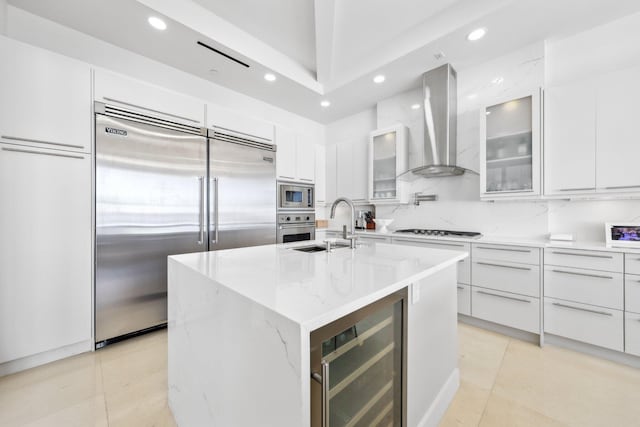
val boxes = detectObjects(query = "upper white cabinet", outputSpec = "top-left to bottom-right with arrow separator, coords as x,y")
480,90 -> 542,199
314,144 -> 327,204
336,138 -> 368,202
0,37 -> 91,153
206,103 -> 273,142
325,144 -> 338,202
368,125 -> 409,203
0,142 -> 92,364
544,81 -> 596,195
596,66 -> 640,193
94,69 -> 205,126
275,126 -> 315,183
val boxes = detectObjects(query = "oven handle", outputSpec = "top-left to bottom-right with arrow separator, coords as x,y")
278,224 -> 316,230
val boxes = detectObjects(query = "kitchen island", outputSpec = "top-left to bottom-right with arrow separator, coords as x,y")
167,241 -> 467,427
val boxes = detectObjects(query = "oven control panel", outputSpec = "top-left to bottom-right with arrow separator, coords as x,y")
278,212 -> 315,225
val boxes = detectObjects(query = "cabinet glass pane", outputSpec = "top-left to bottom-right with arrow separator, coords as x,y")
372,132 -> 397,199
485,96 -> 533,193
321,300 -> 402,427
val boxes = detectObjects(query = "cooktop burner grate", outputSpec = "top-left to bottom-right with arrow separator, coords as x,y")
395,229 -> 482,238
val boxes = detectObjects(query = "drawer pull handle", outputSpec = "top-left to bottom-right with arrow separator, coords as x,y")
477,290 -> 531,303
602,185 -> 640,190
2,135 -> 85,150
457,286 -> 464,290
550,251 -> 613,259
476,246 -> 531,253
477,261 -> 532,271
551,269 -> 613,280
1,147 -> 85,160
393,238 -> 466,248
551,302 -> 612,317
558,187 -> 595,191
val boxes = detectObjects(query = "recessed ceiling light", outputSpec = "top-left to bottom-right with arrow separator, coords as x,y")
264,73 -> 277,82
492,76 -> 504,85
486,111 -> 492,115
467,27 -> 487,41
373,75 -> 386,84
148,16 -> 167,31
411,104 -> 421,110
320,100 -> 331,108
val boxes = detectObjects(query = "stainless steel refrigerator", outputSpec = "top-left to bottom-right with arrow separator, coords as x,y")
95,103 -> 276,347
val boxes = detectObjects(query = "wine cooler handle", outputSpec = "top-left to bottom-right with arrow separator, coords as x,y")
311,361 -> 330,427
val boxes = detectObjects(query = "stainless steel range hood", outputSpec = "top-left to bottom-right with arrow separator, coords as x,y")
409,63 -> 466,177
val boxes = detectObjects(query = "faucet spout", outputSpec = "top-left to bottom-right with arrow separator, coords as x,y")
329,197 -> 357,249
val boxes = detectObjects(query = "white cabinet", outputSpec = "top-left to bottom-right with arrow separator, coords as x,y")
94,69 -> 205,126
206,103 -> 273,142
472,288 -> 540,334
357,234 -> 391,244
626,312 -> 640,357
544,81 -> 596,194
0,37 -> 91,153
336,139 -> 367,202
544,248 -> 622,272
275,126 -> 315,183
480,90 -> 542,199
0,143 -> 92,364
315,144 -> 327,204
457,284 -> 471,316
544,267 -> 623,310
325,144 -> 337,202
596,66 -> 640,193
626,275 -> 640,314
368,125 -> 409,203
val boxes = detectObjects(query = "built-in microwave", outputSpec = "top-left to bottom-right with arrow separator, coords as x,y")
278,182 -> 314,210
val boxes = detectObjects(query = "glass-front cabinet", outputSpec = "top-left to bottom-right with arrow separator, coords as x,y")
480,89 -> 542,199
368,125 -> 409,204
310,289 -> 407,427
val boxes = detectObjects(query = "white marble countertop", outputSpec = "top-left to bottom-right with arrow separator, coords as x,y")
318,228 -> 640,253
168,241 -> 467,331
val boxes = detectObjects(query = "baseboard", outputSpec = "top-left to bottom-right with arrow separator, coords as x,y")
0,340 -> 93,377
545,334 -> 640,369
458,314 -> 540,344
417,368 -> 460,427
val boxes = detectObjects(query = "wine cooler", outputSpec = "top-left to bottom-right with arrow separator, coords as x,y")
310,289 -> 407,427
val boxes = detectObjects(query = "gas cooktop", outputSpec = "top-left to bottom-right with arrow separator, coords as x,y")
395,229 -> 482,238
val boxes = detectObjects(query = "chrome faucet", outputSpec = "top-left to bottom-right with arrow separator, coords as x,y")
329,197 -> 358,249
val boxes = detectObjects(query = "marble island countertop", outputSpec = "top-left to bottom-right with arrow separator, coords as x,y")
320,228 -> 640,253
168,240 -> 467,331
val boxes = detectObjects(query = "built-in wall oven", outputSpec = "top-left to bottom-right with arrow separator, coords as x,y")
278,182 -> 314,211
277,212 -> 315,243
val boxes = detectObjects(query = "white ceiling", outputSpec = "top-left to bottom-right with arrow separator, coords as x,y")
7,0 -> 640,124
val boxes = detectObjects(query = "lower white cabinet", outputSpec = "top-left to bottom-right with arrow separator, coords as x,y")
392,238 -> 470,285
457,284 -> 471,316
544,297 -> 623,352
625,312 -> 640,357
473,260 -> 540,297
544,266 -> 623,310
357,234 -> 391,244
471,287 -> 540,333
626,275 -> 640,314
0,143 -> 92,364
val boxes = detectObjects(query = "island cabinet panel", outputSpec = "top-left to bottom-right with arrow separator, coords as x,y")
0,143 -> 92,365
544,297 -> 623,352
457,284 -> 471,316
626,312 -> 640,357
391,237 -> 470,285
471,288 -> 540,334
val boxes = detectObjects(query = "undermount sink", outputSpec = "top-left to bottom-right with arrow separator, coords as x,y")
290,243 -> 351,253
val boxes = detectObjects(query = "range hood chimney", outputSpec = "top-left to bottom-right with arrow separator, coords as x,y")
410,63 -> 466,177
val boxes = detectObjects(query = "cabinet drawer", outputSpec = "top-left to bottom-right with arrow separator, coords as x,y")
626,275 -> 640,314
473,243 -> 539,265
457,284 -> 471,316
625,253 -> 640,275
471,287 -> 539,333
544,267 -> 623,310
544,297 -> 623,352
626,312 -> 640,357
392,238 -> 470,284
358,235 -> 391,244
472,260 -> 539,297
544,248 -> 622,272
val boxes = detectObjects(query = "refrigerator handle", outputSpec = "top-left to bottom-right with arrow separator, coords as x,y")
210,177 -> 219,245
198,176 -> 205,245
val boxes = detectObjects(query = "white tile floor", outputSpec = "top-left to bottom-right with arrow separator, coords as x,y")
1,322 -> 639,426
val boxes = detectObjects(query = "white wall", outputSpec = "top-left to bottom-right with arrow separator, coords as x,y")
0,0 -> 7,35
5,6 -> 324,139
